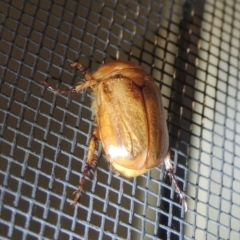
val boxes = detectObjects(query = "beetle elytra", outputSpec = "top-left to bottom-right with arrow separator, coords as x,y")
42,61 -> 187,211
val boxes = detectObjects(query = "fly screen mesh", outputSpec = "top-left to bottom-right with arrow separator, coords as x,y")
0,0 -> 239,240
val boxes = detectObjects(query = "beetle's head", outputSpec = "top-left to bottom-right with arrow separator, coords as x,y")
92,61 -> 144,79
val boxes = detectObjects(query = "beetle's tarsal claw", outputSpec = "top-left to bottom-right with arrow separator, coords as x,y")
72,181 -> 84,205
72,182 -> 88,206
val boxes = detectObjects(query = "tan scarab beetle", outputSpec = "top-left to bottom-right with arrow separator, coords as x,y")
42,60 -> 187,211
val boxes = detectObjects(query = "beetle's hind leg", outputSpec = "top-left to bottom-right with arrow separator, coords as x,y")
164,152 -> 188,212
71,129 -> 100,205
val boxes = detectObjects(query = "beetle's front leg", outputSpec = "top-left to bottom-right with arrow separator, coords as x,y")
71,128 -> 100,205
41,62 -> 97,94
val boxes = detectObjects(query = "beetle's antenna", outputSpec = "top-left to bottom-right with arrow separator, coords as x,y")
164,152 -> 188,212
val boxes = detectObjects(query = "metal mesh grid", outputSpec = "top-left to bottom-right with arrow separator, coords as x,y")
0,0 -> 239,240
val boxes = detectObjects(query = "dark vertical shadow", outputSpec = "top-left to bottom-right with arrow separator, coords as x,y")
158,1 -> 205,239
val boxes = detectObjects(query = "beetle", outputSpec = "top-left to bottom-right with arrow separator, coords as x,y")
42,61 -> 187,211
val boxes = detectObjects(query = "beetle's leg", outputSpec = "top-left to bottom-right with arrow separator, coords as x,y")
41,62 -> 97,94
41,78 -> 98,94
71,128 -> 100,205
41,81 -> 77,94
71,62 -> 93,82
164,152 -> 188,212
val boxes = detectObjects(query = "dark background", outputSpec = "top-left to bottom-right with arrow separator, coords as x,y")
0,0 -> 239,240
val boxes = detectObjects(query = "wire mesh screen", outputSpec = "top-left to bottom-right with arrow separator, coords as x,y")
0,0 -> 239,239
